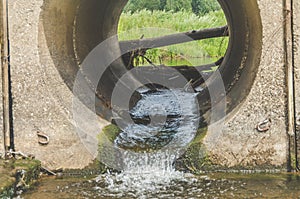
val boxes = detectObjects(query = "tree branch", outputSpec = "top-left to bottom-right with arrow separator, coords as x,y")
119,25 -> 228,52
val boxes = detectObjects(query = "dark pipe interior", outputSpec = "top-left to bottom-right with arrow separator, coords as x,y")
40,0 -> 262,122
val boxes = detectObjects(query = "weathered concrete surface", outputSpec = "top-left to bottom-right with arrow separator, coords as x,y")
8,0 -> 108,170
293,0 -> 300,165
0,54 -> 3,156
204,0 -> 287,168
5,0 -> 290,170
0,4 -> 4,156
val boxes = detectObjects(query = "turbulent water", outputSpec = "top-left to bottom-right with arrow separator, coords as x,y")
21,173 -> 300,198
97,88 -> 201,197
20,89 -> 300,198
115,88 -> 200,151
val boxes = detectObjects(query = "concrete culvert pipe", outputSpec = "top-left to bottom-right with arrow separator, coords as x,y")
40,0 -> 262,122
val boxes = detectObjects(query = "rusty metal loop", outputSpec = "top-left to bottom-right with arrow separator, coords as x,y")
256,118 -> 271,132
37,131 -> 50,145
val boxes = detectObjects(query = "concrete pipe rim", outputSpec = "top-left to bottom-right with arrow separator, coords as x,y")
39,0 -> 262,123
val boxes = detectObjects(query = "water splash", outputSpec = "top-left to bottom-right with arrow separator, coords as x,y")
96,150 -> 194,198
96,89 -> 200,197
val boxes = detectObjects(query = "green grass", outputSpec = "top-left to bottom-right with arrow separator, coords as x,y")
118,9 -> 228,66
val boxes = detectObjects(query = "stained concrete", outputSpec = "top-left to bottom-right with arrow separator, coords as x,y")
4,0 -> 291,170
204,0 -> 288,168
293,0 -> 300,164
0,55 -> 3,155
0,3 -> 3,155
7,0 -> 108,170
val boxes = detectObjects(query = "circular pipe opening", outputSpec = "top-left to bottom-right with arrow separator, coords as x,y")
40,0 -> 262,121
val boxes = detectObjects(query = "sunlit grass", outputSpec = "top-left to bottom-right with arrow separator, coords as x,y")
118,9 -> 228,62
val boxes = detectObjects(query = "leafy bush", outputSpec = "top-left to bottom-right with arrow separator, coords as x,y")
191,0 -> 221,16
124,0 -> 221,16
123,0 -> 162,13
165,0 -> 192,12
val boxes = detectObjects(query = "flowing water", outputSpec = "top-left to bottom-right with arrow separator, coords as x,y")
114,88 -> 200,151
20,173 -> 300,198
95,88 -> 201,197
18,89 -> 300,198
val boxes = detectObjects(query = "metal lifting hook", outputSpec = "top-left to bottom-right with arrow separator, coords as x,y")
256,118 -> 272,132
37,131 -> 50,145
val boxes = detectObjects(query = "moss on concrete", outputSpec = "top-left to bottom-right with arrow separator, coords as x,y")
57,124 -> 123,178
96,124 -> 122,171
0,174 -> 15,199
175,127 -> 214,173
0,159 -> 41,198
98,124 -> 121,143
95,124 -> 286,173
96,124 -> 215,173
61,159 -> 108,178
96,124 -> 214,173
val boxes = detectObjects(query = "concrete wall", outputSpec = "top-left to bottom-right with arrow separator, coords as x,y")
7,0 -> 106,169
0,0 -> 294,170
293,0 -> 300,166
204,0 -> 287,169
0,49 -> 2,156
0,1 -> 4,156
